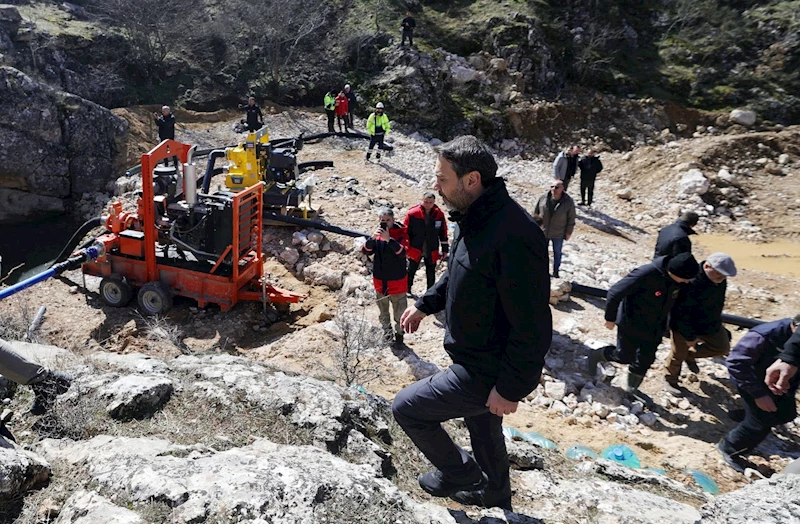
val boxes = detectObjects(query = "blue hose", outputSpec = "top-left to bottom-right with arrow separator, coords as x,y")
0,244 -> 103,301
0,269 -> 56,300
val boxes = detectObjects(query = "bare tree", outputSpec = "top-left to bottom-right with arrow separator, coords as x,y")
572,23 -> 625,83
332,300 -> 385,388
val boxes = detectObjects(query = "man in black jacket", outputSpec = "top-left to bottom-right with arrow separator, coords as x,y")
664,253 -> 737,395
577,149 -> 603,206
401,11 -> 416,47
344,84 -> 357,127
588,253 -> 698,394
238,97 -> 264,132
392,136 -> 552,511
154,105 -> 178,167
653,212 -> 699,258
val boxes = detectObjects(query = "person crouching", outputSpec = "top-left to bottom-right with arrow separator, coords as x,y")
362,208 -> 409,344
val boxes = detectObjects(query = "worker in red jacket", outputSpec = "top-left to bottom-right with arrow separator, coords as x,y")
404,192 -> 449,293
335,91 -> 350,132
362,207 -> 408,344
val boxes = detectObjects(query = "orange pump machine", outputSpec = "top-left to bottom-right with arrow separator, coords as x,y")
82,139 -> 301,314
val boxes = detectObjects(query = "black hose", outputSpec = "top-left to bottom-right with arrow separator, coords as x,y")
202,150 -> 226,194
298,161 -> 334,172
569,282 -> 765,329
263,212 -> 370,238
50,217 -> 103,267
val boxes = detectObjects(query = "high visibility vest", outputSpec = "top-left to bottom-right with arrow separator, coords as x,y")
367,113 -> 391,136
324,93 -> 336,111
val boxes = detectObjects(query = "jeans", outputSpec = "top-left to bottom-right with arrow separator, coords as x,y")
724,386 -> 797,454
408,256 -> 436,292
376,293 -> 407,335
392,364 -> 511,505
550,238 -> 564,274
664,326 -> 730,383
580,177 -> 595,205
603,329 -> 661,376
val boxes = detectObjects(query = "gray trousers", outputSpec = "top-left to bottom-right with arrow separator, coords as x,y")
376,293 -> 407,335
392,364 -> 511,504
0,338 -> 44,385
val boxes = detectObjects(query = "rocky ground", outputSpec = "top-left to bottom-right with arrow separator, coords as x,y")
1,108 -> 800,523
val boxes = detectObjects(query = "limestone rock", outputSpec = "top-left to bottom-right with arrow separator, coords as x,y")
730,109 -> 757,127
544,381 -> 567,401
505,440 -> 546,470
97,375 -> 174,420
89,353 -> 170,375
451,65 -> 481,84
303,263 -> 343,290
587,459 -> 707,500
700,473 -> 800,523
0,437 -> 51,502
56,490 -> 145,523
342,274 -> 370,296
616,187 -> 633,200
678,169 -> 710,196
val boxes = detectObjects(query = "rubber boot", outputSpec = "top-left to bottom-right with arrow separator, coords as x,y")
625,372 -> 644,394
587,346 -> 610,376
29,370 -> 72,415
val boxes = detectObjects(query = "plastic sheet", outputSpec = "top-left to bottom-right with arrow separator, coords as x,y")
684,469 -> 720,494
566,445 -> 598,460
600,444 -> 641,468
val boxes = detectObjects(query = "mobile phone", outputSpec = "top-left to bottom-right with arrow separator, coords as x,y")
380,222 -> 388,231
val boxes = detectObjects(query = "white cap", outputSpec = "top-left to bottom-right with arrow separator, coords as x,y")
376,102 -> 384,109
162,105 -> 170,111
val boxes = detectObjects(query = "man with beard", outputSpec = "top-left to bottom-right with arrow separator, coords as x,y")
392,135 -> 552,511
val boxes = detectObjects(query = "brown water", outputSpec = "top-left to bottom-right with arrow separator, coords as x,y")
694,234 -> 800,278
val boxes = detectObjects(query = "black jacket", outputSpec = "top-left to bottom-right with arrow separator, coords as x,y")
578,156 -> 603,180
727,318 -> 798,398
605,256 -> 683,341
363,224 -> 407,295
401,16 -> 416,30
345,90 -> 356,111
565,154 -> 579,179
653,220 -> 695,258
669,262 -> 726,340
241,104 -> 263,128
155,113 -> 176,140
779,329 -> 800,368
415,179 -> 552,402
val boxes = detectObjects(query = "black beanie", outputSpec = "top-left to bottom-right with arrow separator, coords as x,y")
668,253 -> 699,279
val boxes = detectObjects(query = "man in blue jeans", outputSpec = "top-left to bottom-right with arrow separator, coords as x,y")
534,179 -> 576,278
392,136 -> 552,511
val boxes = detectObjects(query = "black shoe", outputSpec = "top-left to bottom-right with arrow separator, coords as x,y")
418,470 -> 488,498
29,371 -> 72,415
552,271 -> 560,279
450,489 -> 512,511
578,202 -> 586,206
394,333 -> 404,345
686,360 -> 700,373
717,440 -> 746,473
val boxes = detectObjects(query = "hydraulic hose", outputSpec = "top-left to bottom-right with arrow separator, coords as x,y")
263,212 -> 370,238
201,150 -> 226,194
0,244 -> 105,301
298,161 -> 334,172
50,217 -> 103,267
568,282 -> 765,329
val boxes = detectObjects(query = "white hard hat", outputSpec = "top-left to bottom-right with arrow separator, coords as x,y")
344,84 -> 351,89
162,105 -> 170,111
376,102 -> 384,109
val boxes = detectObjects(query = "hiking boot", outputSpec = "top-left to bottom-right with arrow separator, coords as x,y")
29,371 -> 72,416
450,489 -> 512,511
587,346 -> 610,377
625,372 -> 645,394
394,332 -> 404,345
552,270 -> 560,279
686,360 -> 700,373
662,379 -> 683,397
717,440 -> 746,473
418,470 -> 488,498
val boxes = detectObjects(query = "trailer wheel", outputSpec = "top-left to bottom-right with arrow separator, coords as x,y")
99,275 -> 133,307
137,282 -> 173,315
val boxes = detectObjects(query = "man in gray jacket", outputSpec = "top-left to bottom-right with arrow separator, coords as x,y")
553,146 -> 580,192
534,179 -> 576,278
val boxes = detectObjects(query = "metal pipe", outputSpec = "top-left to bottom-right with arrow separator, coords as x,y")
23,306 -> 46,342
568,282 -> 765,329
262,212 -> 370,238
183,163 -> 197,207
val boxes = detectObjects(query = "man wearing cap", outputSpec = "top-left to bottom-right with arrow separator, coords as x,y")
588,253 -> 699,394
663,253 -> 737,395
718,314 -> 800,472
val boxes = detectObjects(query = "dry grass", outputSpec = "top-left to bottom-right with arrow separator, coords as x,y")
332,298 -> 386,388
0,297 -> 38,343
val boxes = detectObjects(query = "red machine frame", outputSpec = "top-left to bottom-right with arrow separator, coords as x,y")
82,139 -> 301,312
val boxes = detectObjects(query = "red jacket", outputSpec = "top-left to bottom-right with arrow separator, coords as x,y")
362,224 -> 408,295
335,94 -> 349,117
403,204 -> 449,263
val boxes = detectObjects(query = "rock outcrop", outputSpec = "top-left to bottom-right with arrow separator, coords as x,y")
699,474 -> 800,524
0,436 -> 51,502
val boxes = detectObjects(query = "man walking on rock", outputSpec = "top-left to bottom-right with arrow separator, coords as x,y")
663,253 -> 737,396
553,145 -> 580,192
404,192 -> 449,294
534,179 -> 576,279
578,149 -> 603,206
392,136 -> 552,511
401,11 -> 416,47
718,314 -> 800,472
588,253 -> 698,395
654,211 -> 699,258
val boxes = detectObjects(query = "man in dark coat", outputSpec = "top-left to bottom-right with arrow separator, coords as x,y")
344,84 -> 357,127
404,191 -> 449,293
238,96 -> 264,132
664,253 -> 737,395
392,136 -> 552,511
719,315 -> 800,472
401,11 -> 416,47
154,105 -> 178,167
588,253 -> 698,394
577,149 -> 603,206
653,211 -> 699,258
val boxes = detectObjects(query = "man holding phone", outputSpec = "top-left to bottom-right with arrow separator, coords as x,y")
361,208 -> 408,344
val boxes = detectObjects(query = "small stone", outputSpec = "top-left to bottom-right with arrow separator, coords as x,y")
778,153 -> 790,165
69,286 -> 79,294
612,405 -> 630,416
678,399 -> 691,410
639,413 -> 658,427
606,412 -> 618,423
544,381 -> 567,401
630,401 -> 644,415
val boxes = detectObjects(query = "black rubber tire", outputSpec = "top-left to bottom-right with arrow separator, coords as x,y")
137,281 -> 173,316
99,275 -> 133,307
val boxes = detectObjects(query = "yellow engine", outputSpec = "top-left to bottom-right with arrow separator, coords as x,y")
225,127 -> 271,191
